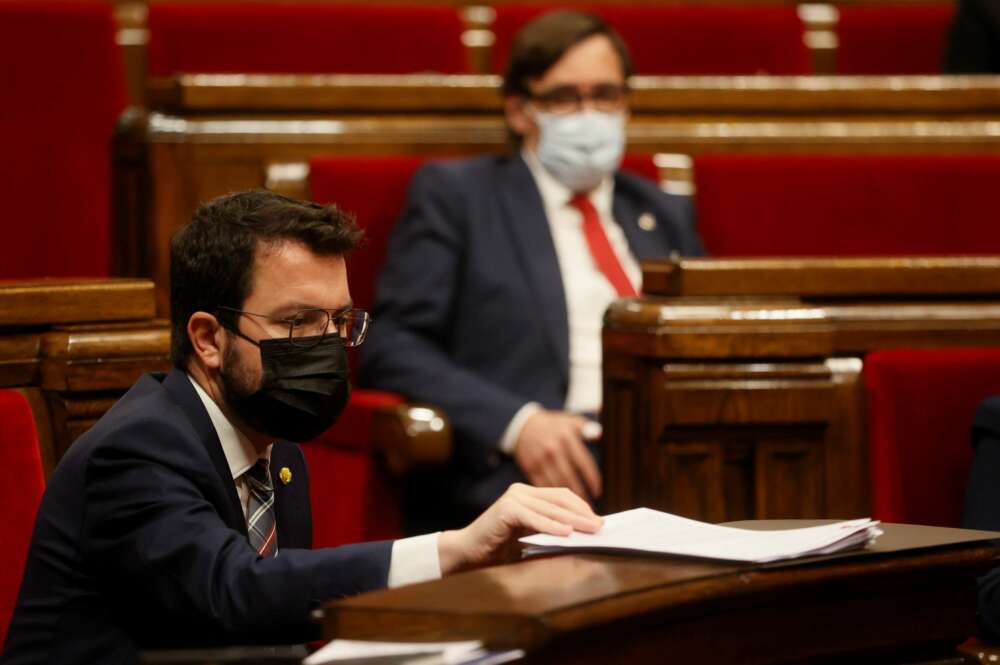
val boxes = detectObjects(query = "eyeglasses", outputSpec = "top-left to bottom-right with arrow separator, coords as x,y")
217,306 -> 371,348
529,84 -> 628,115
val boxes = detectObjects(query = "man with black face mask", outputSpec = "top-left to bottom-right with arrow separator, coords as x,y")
1,191 -> 601,665
362,10 -> 703,532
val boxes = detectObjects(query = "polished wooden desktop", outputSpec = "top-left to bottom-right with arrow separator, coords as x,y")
322,522 -> 998,664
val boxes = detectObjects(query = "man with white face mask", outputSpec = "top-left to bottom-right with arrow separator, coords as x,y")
361,10 -> 703,533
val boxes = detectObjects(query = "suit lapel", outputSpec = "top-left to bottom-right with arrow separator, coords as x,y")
163,369 -> 247,536
612,179 -> 665,262
495,156 -> 570,381
270,443 -> 311,550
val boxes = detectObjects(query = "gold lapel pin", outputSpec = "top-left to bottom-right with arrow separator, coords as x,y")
279,467 -> 293,485
638,213 -> 657,232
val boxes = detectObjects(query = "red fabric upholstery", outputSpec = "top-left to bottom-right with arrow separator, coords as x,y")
620,154 -> 658,184
0,1 -> 126,278
0,390 -> 44,646
693,154 -> 1000,257
147,4 -> 468,77
301,155 -> 432,546
837,4 -> 956,74
491,5 -> 810,75
865,348 -> 1000,526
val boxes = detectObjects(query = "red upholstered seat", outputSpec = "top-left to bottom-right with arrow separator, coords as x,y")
865,348 -> 1000,526
837,4 -> 956,74
299,155 -> 430,547
147,3 -> 468,77
0,390 -> 44,646
0,1 -> 126,278
491,5 -> 810,75
693,154 -> 1000,257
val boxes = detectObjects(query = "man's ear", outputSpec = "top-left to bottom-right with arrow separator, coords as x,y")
504,95 -> 535,143
188,312 -> 225,370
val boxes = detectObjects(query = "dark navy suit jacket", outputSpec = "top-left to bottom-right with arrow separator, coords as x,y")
359,154 -> 702,516
1,369 -> 391,665
963,396 -> 1000,641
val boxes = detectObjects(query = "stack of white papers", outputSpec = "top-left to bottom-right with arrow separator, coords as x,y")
304,639 -> 523,665
520,508 -> 883,563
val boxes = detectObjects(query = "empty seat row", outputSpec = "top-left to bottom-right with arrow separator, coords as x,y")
146,3 -> 956,77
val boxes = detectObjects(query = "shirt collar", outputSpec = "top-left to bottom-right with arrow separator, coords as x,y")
187,373 -> 271,480
521,148 -> 615,217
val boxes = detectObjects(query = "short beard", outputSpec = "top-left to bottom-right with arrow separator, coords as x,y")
219,332 -> 262,428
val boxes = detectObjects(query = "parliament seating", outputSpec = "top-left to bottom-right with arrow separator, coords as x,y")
147,4 -> 469,76
836,4 -> 956,74
490,4 -> 811,75
0,1 -> 126,279
865,348 -> 1000,527
0,390 -> 45,647
692,154 -> 1000,257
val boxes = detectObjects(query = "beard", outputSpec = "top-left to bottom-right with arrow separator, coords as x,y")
218,334 -> 266,434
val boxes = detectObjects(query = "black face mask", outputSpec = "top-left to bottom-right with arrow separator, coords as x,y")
222,332 -> 351,443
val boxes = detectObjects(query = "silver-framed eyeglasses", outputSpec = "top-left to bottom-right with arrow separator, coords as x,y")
217,306 -> 371,348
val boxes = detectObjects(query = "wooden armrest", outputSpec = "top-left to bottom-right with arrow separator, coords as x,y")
372,404 -> 452,476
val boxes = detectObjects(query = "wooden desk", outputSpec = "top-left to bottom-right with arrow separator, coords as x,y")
118,74 -> 1000,314
323,522 -> 998,664
602,258 -> 1000,522
0,279 -> 170,474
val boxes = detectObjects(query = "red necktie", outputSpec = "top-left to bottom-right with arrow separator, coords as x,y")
569,194 -> 638,298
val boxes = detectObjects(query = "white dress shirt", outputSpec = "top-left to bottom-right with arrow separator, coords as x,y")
498,153 -> 642,454
187,374 -> 441,587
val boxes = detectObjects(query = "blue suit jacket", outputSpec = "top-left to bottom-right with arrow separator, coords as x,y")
360,154 -> 702,509
2,369 -> 391,665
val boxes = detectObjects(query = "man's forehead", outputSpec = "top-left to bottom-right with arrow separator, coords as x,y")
534,34 -> 627,88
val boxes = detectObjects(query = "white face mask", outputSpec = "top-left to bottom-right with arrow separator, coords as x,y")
533,109 -> 626,193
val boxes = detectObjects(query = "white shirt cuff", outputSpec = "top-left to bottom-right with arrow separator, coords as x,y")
387,533 -> 442,588
499,402 -> 542,455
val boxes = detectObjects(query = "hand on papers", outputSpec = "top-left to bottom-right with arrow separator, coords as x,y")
437,483 -> 603,574
514,409 -> 602,500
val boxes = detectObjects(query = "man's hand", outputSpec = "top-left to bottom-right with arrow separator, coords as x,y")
437,483 -> 602,574
514,409 -> 602,500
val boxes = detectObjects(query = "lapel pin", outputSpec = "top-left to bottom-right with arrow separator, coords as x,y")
279,467 -> 293,485
638,213 -> 657,232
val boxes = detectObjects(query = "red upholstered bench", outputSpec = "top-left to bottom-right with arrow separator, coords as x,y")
692,154 -> 1000,257
0,390 -> 45,646
865,348 -> 1000,526
490,4 -> 810,75
0,1 -> 126,278
837,4 -> 956,74
147,3 -> 469,76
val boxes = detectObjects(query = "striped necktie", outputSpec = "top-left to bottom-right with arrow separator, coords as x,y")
244,458 -> 278,558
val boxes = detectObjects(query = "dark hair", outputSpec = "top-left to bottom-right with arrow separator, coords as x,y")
501,10 -> 634,98
169,190 -> 362,368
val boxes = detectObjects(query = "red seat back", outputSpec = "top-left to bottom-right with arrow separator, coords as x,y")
148,3 -> 468,77
0,390 -> 44,646
0,1 -> 126,278
491,5 -> 810,75
866,348 -> 1000,526
693,154 -> 1000,257
837,4 -> 955,74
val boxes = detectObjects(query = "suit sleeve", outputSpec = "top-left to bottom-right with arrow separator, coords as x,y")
82,425 -> 392,644
962,396 -> 1000,641
360,163 -> 531,457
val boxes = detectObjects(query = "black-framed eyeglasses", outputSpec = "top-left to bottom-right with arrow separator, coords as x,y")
217,306 -> 371,348
529,84 -> 628,115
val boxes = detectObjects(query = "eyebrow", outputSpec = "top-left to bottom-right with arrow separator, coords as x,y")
273,302 -> 355,317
